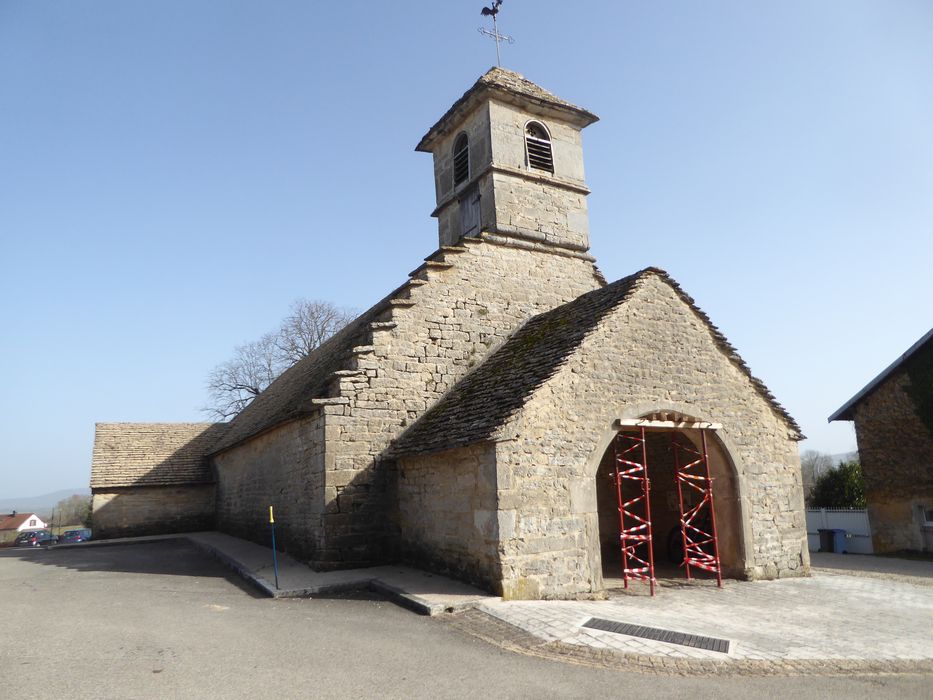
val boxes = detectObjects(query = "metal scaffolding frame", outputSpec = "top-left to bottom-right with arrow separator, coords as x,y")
673,430 -> 723,586
612,428 -> 657,595
611,422 -> 724,595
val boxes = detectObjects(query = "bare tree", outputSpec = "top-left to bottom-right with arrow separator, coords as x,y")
51,494 -> 91,527
274,299 -> 356,365
203,300 -> 354,420
800,449 -> 834,504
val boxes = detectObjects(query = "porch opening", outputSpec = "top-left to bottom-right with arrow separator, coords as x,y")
595,417 -> 744,594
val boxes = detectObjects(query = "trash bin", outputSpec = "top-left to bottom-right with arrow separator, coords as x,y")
818,528 -> 834,552
832,528 -> 847,554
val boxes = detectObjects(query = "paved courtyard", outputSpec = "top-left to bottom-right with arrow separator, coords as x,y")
480,561 -> 933,667
0,533 -> 933,697
161,530 -> 932,673
8,542 -> 932,698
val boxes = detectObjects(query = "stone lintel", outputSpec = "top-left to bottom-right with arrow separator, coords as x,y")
616,418 -> 723,431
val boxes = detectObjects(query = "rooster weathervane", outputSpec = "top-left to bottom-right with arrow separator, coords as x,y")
478,1 -> 514,67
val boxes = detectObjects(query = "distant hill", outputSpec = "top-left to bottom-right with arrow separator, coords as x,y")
0,488 -> 90,515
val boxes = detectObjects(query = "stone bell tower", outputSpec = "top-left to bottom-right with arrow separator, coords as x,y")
416,67 -> 599,254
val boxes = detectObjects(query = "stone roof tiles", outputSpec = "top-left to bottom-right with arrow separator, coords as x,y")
91,423 -> 227,488
389,268 -> 803,457
416,66 -> 599,152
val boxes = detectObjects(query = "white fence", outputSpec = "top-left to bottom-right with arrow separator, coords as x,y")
806,508 -> 873,554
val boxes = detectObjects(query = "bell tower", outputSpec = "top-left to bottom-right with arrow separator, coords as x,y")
416,67 -> 599,254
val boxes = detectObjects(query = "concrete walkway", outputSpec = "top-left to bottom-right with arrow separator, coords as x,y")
60,534 -> 933,674
58,531 -> 497,615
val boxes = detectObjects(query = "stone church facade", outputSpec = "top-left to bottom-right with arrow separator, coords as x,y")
92,68 -> 808,598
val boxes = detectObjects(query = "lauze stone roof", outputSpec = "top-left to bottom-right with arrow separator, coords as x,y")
389,268 -> 803,457
416,66 -> 599,152
91,423 -> 227,489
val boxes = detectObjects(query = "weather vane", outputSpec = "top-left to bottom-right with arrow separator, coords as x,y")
478,1 -> 514,67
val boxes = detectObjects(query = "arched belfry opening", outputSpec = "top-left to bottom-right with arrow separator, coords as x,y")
595,412 -> 745,594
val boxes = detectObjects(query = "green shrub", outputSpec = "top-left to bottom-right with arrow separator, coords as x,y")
810,460 -> 866,509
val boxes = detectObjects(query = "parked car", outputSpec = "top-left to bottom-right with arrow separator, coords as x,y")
14,530 -> 42,547
35,531 -> 59,546
60,529 -> 92,544
14,530 -> 57,547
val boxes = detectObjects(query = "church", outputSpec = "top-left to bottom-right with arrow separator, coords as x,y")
91,67 -> 809,599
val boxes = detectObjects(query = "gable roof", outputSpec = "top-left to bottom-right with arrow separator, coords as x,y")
829,327 -> 933,422
416,67 -> 599,153
91,423 -> 227,489
389,268 -> 803,457
0,513 -> 43,531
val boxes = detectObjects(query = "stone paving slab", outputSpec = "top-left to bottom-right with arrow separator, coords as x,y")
479,570 -> 933,667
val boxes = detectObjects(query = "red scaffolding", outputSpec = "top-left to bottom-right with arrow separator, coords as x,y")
612,428 -> 656,595
611,423 -> 724,595
673,430 -> 723,586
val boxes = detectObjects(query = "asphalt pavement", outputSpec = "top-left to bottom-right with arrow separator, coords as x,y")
0,541 -> 929,699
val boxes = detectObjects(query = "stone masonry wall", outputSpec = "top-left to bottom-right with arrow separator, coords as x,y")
487,100 -> 590,250
214,415 -> 325,561
489,171 -> 589,251
852,370 -> 933,552
493,275 -> 806,599
395,443 -> 501,592
432,100 -> 591,251
488,100 -> 586,183
91,485 -> 214,539
318,238 -> 602,566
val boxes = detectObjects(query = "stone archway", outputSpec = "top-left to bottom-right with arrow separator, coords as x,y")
592,411 -> 747,591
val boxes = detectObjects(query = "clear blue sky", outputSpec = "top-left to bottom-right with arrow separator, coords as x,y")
2,1 -> 931,498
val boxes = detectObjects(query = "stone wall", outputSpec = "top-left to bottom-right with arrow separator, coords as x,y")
91,484 -> 214,539
852,369 -> 933,552
493,274 -> 806,599
430,100 -> 591,251
395,443 -> 501,592
488,100 -> 587,184
318,237 -> 602,566
487,100 -> 590,250
214,415 -> 325,561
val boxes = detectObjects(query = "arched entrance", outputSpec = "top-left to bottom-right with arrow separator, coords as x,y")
595,412 -> 745,594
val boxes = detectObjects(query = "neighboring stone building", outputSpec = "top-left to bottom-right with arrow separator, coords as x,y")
830,329 -> 933,553
92,67 -> 808,598
91,423 -> 226,538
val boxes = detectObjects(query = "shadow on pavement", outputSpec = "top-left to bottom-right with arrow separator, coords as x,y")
0,539 -> 266,598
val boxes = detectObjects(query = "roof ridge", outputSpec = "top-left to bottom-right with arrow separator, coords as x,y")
416,67 -> 598,152
829,326 -> 933,422
389,270 -> 648,457
389,266 -> 802,457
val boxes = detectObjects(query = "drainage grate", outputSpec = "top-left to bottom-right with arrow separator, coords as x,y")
583,618 -> 730,653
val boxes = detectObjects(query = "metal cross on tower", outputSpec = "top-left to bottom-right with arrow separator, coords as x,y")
478,1 -> 515,67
